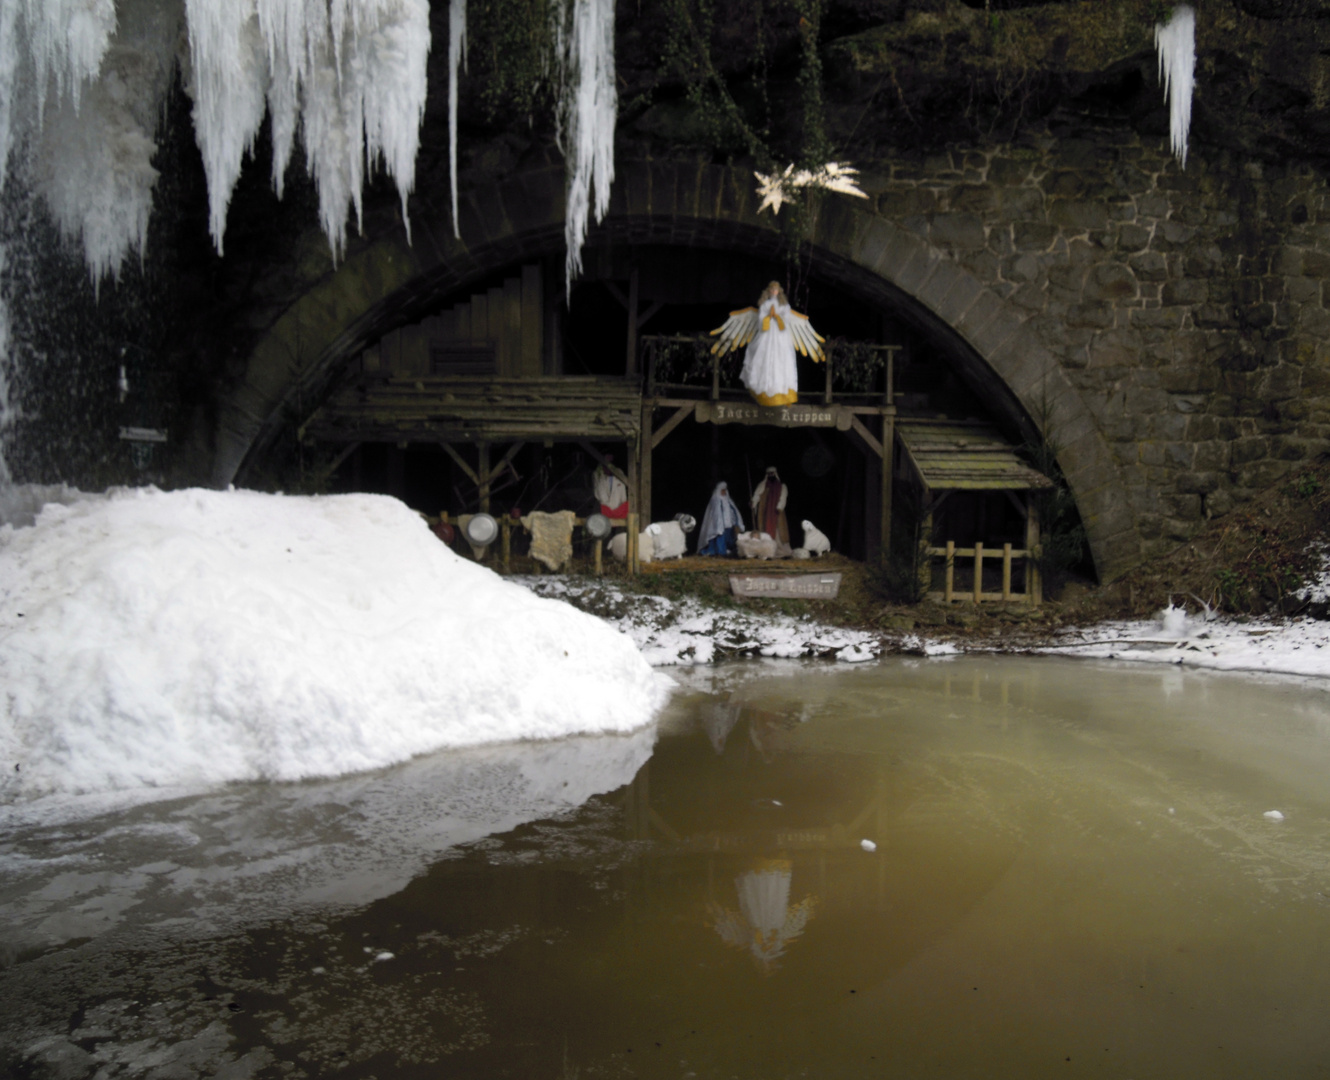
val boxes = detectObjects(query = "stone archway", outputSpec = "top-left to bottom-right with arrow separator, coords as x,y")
215,159 -> 1140,581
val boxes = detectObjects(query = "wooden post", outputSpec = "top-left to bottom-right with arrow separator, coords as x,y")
501,517 -> 511,574
1026,494 -> 1042,605
1002,542 -> 1012,601
919,491 -> 934,597
478,442 -> 491,514
640,403 -> 653,529
627,511 -> 639,575
944,540 -> 955,603
594,538 -> 603,576
881,407 -> 895,563
973,541 -> 984,604
625,264 -> 639,376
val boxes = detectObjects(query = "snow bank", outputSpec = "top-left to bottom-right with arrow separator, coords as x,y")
1040,610 -> 1330,681
0,487 -> 669,804
516,577 -> 881,666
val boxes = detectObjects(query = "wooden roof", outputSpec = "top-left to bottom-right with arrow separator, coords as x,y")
896,419 -> 1053,492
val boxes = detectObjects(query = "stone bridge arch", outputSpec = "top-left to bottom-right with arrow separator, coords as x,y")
217,159 -> 1139,581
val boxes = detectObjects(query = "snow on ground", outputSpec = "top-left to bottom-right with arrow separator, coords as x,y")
1038,602 -> 1330,680
0,487 -> 670,809
512,576 -> 881,666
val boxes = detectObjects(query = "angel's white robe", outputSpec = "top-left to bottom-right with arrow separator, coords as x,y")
740,297 -> 799,406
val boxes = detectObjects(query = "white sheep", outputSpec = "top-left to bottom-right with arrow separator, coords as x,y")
646,513 -> 696,560
736,530 -> 777,560
801,519 -> 831,555
608,529 -> 654,561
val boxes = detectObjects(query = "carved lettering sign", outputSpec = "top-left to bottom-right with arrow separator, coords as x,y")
730,573 -> 842,599
695,402 -> 851,430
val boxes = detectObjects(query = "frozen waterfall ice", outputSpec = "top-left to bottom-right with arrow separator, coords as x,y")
554,0 -> 617,297
1155,4 -> 1195,169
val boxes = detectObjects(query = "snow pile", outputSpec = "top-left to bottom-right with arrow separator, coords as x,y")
1155,4 -> 1195,168
1041,611 -> 1330,680
516,577 -> 881,666
0,487 -> 668,804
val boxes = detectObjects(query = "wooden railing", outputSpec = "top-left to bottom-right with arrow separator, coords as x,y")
641,334 -> 899,405
926,540 -> 1040,604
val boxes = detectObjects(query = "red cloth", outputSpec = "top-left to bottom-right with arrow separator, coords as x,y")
601,502 -> 629,520
760,479 -> 782,537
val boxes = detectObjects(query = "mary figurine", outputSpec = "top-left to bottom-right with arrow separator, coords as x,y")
697,481 -> 745,556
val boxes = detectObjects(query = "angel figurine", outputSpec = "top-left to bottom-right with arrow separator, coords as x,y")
709,281 -> 826,407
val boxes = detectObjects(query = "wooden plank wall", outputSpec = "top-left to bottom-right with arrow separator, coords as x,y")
365,263 -> 544,378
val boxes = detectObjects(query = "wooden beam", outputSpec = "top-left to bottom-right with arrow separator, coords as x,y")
881,408 -> 895,561
650,404 -> 696,450
636,300 -> 663,330
440,441 -> 479,485
625,266 -> 639,376
478,442 -> 491,513
850,415 -> 883,459
577,440 -> 631,487
640,402 -> 652,527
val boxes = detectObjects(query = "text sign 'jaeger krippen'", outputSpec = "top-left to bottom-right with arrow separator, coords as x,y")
695,402 -> 853,430
730,573 -> 843,600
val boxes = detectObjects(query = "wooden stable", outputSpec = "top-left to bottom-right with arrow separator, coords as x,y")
896,419 -> 1053,605
300,259 -> 1053,600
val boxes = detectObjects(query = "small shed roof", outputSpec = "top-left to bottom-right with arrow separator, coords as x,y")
896,419 -> 1054,492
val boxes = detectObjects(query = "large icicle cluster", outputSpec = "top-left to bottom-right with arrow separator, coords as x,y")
0,0 -> 172,285
1155,5 -> 1195,169
0,0 -> 432,272
448,0 -> 466,239
187,0 -> 431,259
552,0 -> 617,296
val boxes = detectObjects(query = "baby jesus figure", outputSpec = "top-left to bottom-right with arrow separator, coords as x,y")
709,281 -> 826,406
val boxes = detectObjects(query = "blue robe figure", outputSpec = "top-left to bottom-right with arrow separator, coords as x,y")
698,481 -> 745,556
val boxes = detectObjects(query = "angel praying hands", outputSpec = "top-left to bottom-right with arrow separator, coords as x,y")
709,281 -> 826,407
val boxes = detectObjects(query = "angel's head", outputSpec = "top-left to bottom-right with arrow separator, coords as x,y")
759,280 -> 788,307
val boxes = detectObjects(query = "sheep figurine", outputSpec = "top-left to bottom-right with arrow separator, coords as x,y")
736,530 -> 778,560
801,519 -> 831,556
608,528 -> 654,562
647,513 -> 697,561
608,514 -> 696,562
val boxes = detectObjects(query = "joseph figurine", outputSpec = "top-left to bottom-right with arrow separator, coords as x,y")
750,466 -> 791,556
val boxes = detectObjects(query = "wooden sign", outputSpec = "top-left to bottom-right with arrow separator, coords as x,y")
696,401 -> 852,430
730,572 -> 842,599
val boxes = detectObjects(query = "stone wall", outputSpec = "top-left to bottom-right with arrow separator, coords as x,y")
210,125 -> 1330,581
857,127 -> 1330,561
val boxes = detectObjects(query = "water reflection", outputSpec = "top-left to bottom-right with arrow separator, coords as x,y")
709,859 -> 817,973
7,656 -> 1330,1079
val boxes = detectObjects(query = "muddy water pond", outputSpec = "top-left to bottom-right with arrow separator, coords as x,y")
4,656 -> 1330,1079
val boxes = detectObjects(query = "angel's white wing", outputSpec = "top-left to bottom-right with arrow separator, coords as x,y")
787,311 -> 826,362
709,307 -> 760,356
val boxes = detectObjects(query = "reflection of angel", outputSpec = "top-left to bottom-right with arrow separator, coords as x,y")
708,859 -> 818,974
710,281 -> 826,407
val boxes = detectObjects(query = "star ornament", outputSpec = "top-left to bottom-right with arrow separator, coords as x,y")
754,161 -> 868,216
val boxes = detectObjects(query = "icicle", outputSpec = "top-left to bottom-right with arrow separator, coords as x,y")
1155,5 -> 1195,169
557,0 -> 617,299
448,0 -> 466,239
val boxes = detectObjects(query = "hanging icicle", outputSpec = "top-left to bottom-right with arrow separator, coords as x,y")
448,0 -> 466,239
553,0 -> 617,299
1155,5 -> 1195,169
